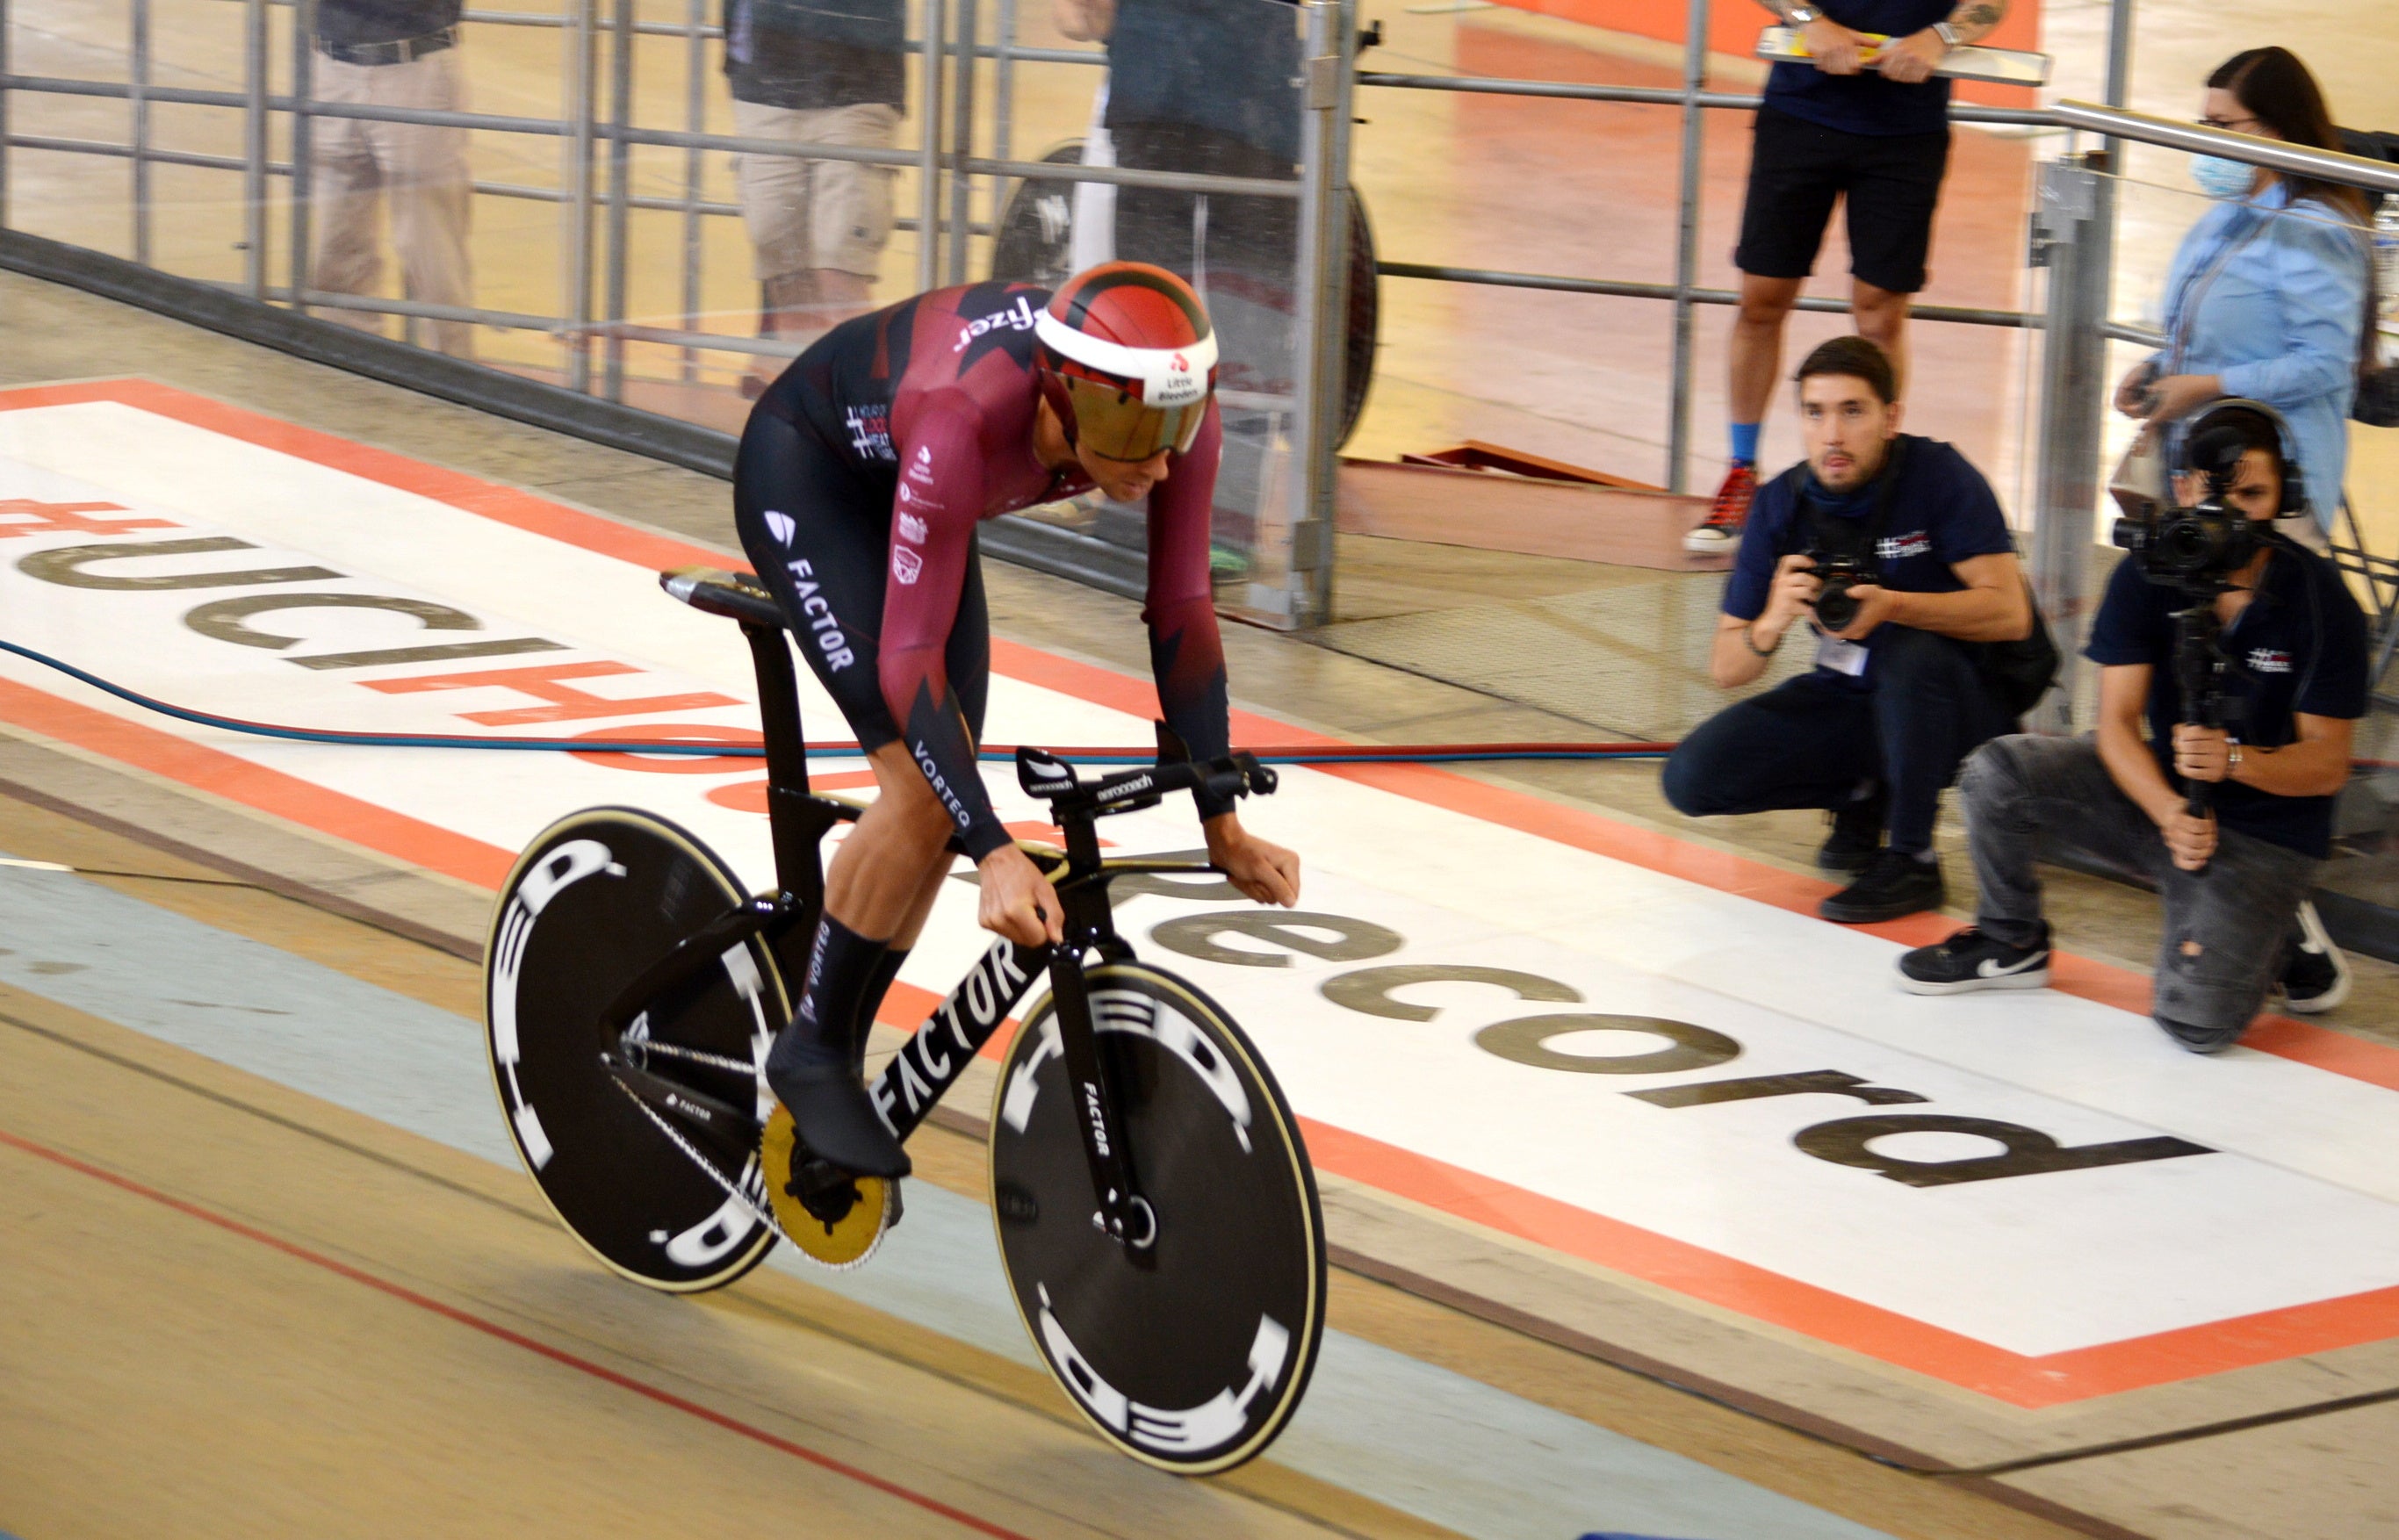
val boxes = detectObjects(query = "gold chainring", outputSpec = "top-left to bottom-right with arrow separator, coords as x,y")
760,1103 -> 895,1270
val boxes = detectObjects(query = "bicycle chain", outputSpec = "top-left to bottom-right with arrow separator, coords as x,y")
627,1036 -> 760,1080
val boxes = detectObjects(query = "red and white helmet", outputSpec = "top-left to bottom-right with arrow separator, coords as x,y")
1034,262 -> 1219,462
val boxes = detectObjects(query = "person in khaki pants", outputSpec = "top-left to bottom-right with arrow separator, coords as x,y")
724,0 -> 905,395
309,0 -> 474,357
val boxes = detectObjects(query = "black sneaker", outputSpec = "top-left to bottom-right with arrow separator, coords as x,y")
1819,793 -> 1885,875
1897,923 -> 2051,995
2274,900 -> 2352,1014
1820,848 -> 1945,924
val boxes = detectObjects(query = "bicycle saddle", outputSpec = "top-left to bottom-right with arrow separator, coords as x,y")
660,566 -> 785,630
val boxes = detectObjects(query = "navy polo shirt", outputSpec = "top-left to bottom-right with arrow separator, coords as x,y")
1761,0 -> 1955,138
1723,435 -> 2016,687
2086,537 -> 2370,859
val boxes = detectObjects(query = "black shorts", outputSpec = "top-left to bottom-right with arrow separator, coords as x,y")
1734,107 -> 1951,295
731,409 -> 989,752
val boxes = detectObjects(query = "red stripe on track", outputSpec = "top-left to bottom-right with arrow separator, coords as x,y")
0,1126 -> 1036,1540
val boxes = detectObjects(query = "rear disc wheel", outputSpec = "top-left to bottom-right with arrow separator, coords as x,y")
485,808 -> 787,1292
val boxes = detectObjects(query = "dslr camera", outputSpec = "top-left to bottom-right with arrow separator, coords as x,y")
1806,549 -> 1872,631
2109,399 -> 2294,591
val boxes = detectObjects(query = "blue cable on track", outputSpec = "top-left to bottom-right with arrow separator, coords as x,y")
0,637 -> 1675,766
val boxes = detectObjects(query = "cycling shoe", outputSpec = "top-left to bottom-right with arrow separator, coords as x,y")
765,1056 -> 911,1179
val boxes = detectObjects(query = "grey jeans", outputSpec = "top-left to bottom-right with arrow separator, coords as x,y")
1960,734 -> 2316,1038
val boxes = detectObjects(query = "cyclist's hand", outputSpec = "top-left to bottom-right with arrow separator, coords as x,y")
977,844 -> 1065,948
1205,814 -> 1300,906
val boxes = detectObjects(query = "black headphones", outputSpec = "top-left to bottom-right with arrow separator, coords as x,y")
2181,398 -> 2307,517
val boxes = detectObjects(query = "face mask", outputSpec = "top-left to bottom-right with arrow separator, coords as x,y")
2191,154 -> 2259,201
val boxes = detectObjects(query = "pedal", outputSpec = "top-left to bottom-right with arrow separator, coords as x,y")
760,1103 -> 896,1270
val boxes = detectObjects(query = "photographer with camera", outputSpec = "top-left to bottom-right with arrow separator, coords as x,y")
1898,402 -> 2369,1049
1664,336 -> 2041,924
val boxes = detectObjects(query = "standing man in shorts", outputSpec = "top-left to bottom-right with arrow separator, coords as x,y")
724,0 -> 906,397
1688,0 -> 2008,553
734,262 -> 1301,1177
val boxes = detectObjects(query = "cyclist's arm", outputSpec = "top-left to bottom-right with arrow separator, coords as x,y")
882,404 -> 1012,860
1143,402 -> 1235,819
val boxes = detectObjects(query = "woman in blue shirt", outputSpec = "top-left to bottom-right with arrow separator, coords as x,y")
2114,47 -> 2375,541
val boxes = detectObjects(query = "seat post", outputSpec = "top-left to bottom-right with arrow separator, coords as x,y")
740,620 -> 825,902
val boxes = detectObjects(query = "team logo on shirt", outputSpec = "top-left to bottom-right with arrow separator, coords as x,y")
764,510 -> 796,546
844,405 -> 895,462
892,546 -> 924,585
897,511 -> 928,543
1877,531 -> 1933,561
2247,648 -> 2294,674
954,294 -> 1040,353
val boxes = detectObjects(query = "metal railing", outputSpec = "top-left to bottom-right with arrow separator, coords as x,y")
0,0 -> 1348,623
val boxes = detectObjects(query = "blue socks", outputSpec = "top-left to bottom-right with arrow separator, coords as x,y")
1730,421 -> 1761,465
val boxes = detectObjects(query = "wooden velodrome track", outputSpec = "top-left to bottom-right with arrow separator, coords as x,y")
0,785 -> 2093,1540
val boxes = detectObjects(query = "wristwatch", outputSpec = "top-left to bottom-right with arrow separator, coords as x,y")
1931,19 -> 1960,47
2229,740 -> 2244,772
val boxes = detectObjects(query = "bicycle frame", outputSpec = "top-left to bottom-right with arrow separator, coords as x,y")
594,612 -> 1223,1249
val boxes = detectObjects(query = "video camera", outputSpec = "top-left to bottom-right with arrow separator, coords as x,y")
2109,399 -> 2296,592
2105,399 -> 2302,838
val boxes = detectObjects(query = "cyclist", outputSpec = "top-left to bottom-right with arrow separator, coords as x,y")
735,261 -> 1302,1179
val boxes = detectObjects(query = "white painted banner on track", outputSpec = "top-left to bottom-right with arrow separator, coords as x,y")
6,383 -> 2399,1405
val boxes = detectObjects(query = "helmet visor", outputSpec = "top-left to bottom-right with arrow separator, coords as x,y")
1060,374 -> 1208,462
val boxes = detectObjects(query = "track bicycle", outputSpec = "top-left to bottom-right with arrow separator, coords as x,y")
482,566 -> 1326,1473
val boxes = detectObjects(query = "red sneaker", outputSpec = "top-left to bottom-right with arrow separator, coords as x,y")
1685,462 -> 1757,554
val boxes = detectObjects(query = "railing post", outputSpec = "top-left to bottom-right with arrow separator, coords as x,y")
566,0 -> 599,391
132,0 -> 152,266
1666,0 -> 1708,495
604,0 -> 636,399
679,0 -> 705,382
946,0 -> 976,284
991,0 -> 1014,207
2028,152 -> 2113,732
1268,0 -> 1351,630
917,0 -> 946,292
1,0 -> 12,231
291,0 -> 316,306
244,0 -> 268,298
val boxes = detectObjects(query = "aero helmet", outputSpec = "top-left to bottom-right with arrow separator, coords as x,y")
1034,262 -> 1218,462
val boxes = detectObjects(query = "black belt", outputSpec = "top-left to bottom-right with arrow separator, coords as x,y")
318,26 -> 456,66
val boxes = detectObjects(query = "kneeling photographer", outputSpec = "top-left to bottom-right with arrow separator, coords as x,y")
1665,337 -> 2042,924
1898,402 -> 2369,1050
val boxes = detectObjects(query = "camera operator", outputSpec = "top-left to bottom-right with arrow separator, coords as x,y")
1898,403 -> 2369,1050
1664,336 -> 2036,924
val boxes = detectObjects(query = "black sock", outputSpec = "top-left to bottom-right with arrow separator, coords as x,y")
773,915 -> 888,1073
850,947 -> 910,1072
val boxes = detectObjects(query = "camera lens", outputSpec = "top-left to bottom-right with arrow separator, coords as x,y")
1815,581 -> 1858,632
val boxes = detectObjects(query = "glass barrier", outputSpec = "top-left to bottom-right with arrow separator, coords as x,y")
981,0 -> 1306,604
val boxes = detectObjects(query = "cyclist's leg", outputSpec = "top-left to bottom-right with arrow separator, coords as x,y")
839,533 -> 991,1038
735,413 -> 948,1173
